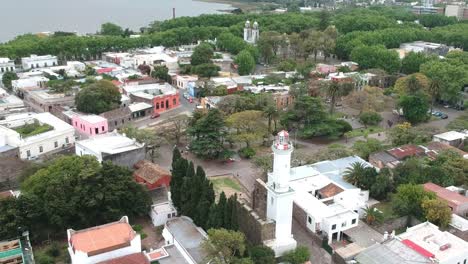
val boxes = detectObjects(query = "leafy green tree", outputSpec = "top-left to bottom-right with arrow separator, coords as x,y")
193,63 -> 220,78
352,138 -> 385,160
350,45 -> 401,74
370,169 -> 394,200
202,228 -> 248,264
226,110 -> 267,147
217,32 -> 247,55
282,246 -> 310,264
393,184 -> 436,218
421,60 -> 468,104
75,80 -> 121,114
394,73 -> 430,97
343,162 -> 378,190
188,109 -> 226,159
120,125 -> 164,162
20,156 -> 151,236
2,71 -> 18,91
398,93 -> 429,124
250,245 -> 275,264
318,10 -> 331,31
151,65 -> 170,81
191,43 -> 214,66
100,22 -> 124,36
421,199 -> 452,228
401,52 -> 432,74
418,14 -> 457,28
359,111 -> 382,127
235,50 -> 255,76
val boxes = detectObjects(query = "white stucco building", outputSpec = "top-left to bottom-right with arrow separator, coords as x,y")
291,156 -> 371,244
162,217 -> 208,264
12,76 -> 49,92
175,75 -> 198,89
21,54 -> 58,70
0,87 -> 25,114
0,112 -> 75,159
264,131 -> 297,256
0,58 -> 15,74
67,216 -> 141,264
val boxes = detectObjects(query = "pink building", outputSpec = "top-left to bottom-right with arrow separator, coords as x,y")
72,114 -> 108,137
316,64 -> 337,74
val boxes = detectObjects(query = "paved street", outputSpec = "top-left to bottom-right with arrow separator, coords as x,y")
292,219 -> 333,264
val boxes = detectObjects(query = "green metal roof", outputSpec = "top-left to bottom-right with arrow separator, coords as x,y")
0,247 -> 23,259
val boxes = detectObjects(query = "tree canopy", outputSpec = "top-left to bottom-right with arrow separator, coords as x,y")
75,80 -> 121,114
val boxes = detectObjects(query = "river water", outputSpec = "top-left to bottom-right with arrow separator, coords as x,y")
0,0 -> 233,43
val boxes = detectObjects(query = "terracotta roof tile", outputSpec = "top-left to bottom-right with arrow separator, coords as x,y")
70,222 -> 136,255
318,183 -> 344,198
423,183 -> 468,206
387,145 -> 425,160
133,160 -> 171,184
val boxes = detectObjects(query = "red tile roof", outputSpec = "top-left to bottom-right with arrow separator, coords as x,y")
70,221 -> 136,255
98,253 -> 149,264
387,145 -> 425,160
427,142 -> 467,157
133,160 -> 171,184
424,182 -> 468,207
318,183 -> 344,198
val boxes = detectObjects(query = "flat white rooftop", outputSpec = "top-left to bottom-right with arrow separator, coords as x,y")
76,131 -> 143,155
434,131 -> 466,141
398,222 -> 468,262
79,114 -> 107,124
129,102 -> 152,112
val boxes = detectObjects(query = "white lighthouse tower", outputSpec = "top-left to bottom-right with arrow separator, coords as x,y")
264,130 -> 297,256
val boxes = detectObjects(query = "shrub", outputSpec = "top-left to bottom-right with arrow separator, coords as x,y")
239,147 -> 256,159
45,242 -> 61,257
359,111 -> 383,127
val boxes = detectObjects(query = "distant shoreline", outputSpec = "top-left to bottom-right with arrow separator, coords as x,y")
195,0 -> 259,11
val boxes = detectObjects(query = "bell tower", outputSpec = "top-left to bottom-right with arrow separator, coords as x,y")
265,130 -> 297,256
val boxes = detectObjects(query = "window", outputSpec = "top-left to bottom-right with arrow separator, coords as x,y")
26,150 -> 31,157
172,212 -> 176,217
54,141 -> 58,148
332,224 -> 336,230
308,217 -> 312,224
115,121 -> 118,126
95,128 -> 99,134
167,214 -> 172,219
271,197 -> 274,205
173,98 -> 177,105
342,222 -> 347,228
102,126 -> 105,131
75,122 -> 77,126
39,146 -> 43,153
156,103 -> 160,109
352,219 -> 357,225
65,137 -> 69,144
122,119 -> 125,124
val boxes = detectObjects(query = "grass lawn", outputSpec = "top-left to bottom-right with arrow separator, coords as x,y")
210,177 -> 243,192
345,126 -> 385,138
374,201 -> 398,221
13,120 -> 53,138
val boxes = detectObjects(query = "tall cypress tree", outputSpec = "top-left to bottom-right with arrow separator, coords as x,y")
217,192 -> 227,228
207,203 -> 219,229
172,148 -> 181,164
194,197 -> 210,229
170,158 -> 188,210
230,194 -> 239,231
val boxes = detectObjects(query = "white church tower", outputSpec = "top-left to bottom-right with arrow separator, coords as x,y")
244,20 -> 259,44
264,130 -> 297,256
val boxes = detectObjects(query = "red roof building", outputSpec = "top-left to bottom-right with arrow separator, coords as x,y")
423,182 -> 468,217
134,160 -> 171,190
98,253 -> 149,264
387,145 -> 426,160
67,216 -> 142,264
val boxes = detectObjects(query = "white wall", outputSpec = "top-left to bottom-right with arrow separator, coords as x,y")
22,57 -> 58,70
150,206 -> 177,226
75,143 -> 103,162
69,235 -> 141,264
19,130 -> 75,159
162,227 -> 197,264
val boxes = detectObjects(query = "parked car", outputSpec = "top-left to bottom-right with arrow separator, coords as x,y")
440,113 -> 448,119
151,112 -> 160,119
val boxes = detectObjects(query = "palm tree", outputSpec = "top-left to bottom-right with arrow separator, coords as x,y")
428,79 -> 441,113
363,206 -> 384,225
263,104 -> 279,134
321,81 -> 353,114
343,162 -> 367,186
